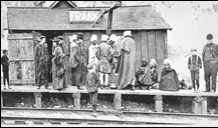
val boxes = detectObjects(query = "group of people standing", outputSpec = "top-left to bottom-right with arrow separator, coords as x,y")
1,32 -> 217,93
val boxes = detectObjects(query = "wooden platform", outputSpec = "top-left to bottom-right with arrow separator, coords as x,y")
1,85 -> 218,115
1,85 -> 218,97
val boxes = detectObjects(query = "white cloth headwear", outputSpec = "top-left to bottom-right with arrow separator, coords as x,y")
149,58 -> 157,66
110,34 -> 118,42
123,31 -> 131,37
101,34 -> 109,42
69,34 -> 77,43
164,58 -> 172,66
90,35 -> 98,42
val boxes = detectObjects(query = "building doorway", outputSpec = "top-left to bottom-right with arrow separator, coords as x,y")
39,31 -> 64,83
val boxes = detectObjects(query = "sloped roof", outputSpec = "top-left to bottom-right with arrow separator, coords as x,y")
7,5 -> 172,31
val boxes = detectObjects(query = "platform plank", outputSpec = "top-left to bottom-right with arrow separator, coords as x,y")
1,85 -> 218,97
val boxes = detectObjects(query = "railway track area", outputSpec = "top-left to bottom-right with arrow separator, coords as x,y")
1,107 -> 218,126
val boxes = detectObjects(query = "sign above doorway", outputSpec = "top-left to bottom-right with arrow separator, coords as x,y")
68,9 -> 102,23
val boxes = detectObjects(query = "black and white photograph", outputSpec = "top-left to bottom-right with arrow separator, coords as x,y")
1,1 -> 218,127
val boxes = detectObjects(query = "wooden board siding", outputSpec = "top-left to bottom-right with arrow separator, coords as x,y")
148,31 -> 156,61
8,33 -> 35,85
140,31 -> 149,61
156,31 -> 166,73
9,61 -> 35,84
132,31 -> 142,68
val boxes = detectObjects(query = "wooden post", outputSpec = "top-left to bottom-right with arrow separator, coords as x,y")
154,95 -> 163,112
106,9 -> 113,35
1,92 -> 3,107
201,97 -> 207,114
34,92 -> 42,108
192,96 -> 203,114
73,93 -> 81,109
114,92 -> 122,110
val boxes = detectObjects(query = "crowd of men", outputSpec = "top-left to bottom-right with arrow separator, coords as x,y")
1,32 -> 218,93
1,31 -> 217,117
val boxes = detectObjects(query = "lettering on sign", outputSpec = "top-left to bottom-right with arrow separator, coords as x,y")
68,10 -> 101,23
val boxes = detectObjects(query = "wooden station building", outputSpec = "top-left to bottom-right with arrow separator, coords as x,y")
6,1 -> 172,86
3,1 -> 217,115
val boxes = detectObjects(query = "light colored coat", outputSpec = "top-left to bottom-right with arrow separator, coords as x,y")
88,44 -> 99,65
117,37 -> 136,89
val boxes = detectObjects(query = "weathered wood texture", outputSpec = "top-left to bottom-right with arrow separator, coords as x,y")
34,92 -> 42,108
73,93 -> 81,109
8,33 -> 35,85
154,95 -> 163,112
114,92 -> 122,110
113,30 -> 167,73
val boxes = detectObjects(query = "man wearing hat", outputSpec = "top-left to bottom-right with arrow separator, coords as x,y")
77,33 -> 87,87
117,31 -> 136,90
97,34 -> 112,88
57,36 -> 65,53
35,35 -> 49,89
34,37 -> 41,45
51,37 -> 58,54
1,49 -> 11,89
202,34 -> 218,93
188,49 -> 202,92
69,34 -> 83,90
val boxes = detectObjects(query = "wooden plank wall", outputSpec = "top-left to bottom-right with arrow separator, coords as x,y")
113,30 -> 167,74
8,33 -> 35,85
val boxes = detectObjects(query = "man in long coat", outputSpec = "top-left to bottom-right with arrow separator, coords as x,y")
69,34 -> 83,90
117,31 -> 136,90
88,35 -> 99,65
35,36 -> 49,89
202,34 -> 218,93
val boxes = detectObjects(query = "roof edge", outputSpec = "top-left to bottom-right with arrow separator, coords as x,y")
8,27 -> 172,31
7,5 -> 152,9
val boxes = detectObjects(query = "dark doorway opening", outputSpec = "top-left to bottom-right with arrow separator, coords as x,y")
40,31 -> 64,83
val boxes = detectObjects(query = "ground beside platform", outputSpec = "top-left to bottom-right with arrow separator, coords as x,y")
2,85 -> 218,114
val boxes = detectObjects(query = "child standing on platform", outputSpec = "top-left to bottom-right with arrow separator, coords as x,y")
86,62 -> 100,117
188,49 -> 202,93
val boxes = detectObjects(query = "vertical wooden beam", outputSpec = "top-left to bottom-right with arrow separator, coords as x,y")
147,32 -> 149,59
1,92 -> 3,107
106,10 -> 113,35
164,30 -> 168,59
192,96 -> 202,114
73,93 -> 81,109
154,95 -> 163,112
114,92 -> 122,110
201,97 -> 207,114
155,31 -> 158,62
34,92 -> 42,108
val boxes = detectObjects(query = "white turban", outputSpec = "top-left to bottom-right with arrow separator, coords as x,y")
90,35 -> 98,42
69,34 -> 77,43
123,31 -> 131,37
101,34 -> 109,42
149,58 -> 157,67
110,34 -> 118,42
164,58 -> 173,66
